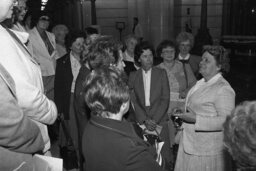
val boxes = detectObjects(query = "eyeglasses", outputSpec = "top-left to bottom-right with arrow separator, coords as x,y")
162,50 -> 175,54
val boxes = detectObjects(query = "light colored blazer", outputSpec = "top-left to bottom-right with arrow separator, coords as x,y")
0,26 -> 57,152
28,27 -> 58,76
182,74 -> 235,156
0,63 -> 44,171
128,67 -> 170,124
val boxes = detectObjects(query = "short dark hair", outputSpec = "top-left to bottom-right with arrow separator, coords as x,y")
223,101 -> 256,170
86,36 -> 122,69
83,66 -> 130,116
156,39 -> 177,58
134,41 -> 155,66
65,30 -> 85,50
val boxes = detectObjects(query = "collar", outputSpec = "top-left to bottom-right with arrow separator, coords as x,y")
178,53 -> 190,60
10,28 -> 29,44
201,72 -> 222,84
142,68 -> 152,74
90,115 -> 140,139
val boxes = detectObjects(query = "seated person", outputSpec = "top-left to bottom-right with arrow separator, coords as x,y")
223,101 -> 256,171
82,66 -> 166,171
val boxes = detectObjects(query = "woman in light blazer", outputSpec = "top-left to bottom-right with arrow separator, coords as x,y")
174,45 -> 235,171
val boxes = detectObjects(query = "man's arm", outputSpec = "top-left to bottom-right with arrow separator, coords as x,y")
0,77 -> 44,154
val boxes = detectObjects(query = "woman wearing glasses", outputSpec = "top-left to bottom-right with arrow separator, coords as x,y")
174,45 -> 235,171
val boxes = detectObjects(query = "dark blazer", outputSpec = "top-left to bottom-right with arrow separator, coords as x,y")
128,67 -> 170,124
74,65 -> 91,134
83,116 -> 165,171
54,53 -> 73,120
0,63 -> 44,170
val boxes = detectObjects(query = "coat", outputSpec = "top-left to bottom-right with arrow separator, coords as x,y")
28,27 -> 58,76
82,116 -> 165,171
0,63 -> 44,171
183,73 -> 235,156
128,67 -> 170,124
0,25 -> 57,152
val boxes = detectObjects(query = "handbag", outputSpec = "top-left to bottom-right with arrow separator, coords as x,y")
59,116 -> 78,170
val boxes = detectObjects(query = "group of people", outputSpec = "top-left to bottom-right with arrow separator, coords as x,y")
0,0 -> 256,171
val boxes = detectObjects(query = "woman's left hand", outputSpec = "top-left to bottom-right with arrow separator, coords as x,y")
173,106 -> 196,123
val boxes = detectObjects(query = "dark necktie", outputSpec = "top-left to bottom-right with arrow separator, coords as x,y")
180,59 -> 189,89
179,59 -> 189,64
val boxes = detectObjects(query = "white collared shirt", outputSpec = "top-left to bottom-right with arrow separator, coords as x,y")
70,52 -> 81,93
178,53 -> 190,60
142,68 -> 152,106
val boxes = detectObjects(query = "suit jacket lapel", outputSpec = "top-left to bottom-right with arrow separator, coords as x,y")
150,68 -> 156,104
33,28 -> 50,57
137,69 -> 145,106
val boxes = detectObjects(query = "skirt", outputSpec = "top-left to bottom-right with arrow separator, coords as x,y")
174,135 -> 232,171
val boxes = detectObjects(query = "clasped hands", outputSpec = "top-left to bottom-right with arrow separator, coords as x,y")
172,107 -> 196,123
144,119 -> 157,131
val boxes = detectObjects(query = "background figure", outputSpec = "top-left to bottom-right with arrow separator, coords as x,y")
0,0 -> 57,155
176,32 -> 201,79
52,24 -> 69,58
174,45 -> 235,171
122,34 -> 140,76
224,101 -> 256,171
132,17 -> 143,42
156,40 -> 196,148
28,12 -> 59,101
83,66 -> 165,171
54,30 -> 85,158
12,0 -> 28,32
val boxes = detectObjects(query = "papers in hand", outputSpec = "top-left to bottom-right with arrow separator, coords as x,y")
139,124 -> 164,166
33,154 -> 63,171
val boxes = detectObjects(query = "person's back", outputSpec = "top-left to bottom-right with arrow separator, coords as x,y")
82,67 -> 165,171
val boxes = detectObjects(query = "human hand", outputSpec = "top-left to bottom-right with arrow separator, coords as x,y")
144,119 -> 157,131
173,107 -> 196,123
